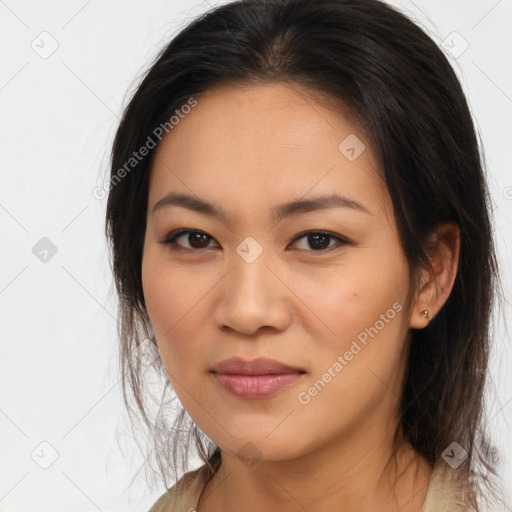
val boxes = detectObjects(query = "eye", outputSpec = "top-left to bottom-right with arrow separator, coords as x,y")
160,229 -> 350,253
160,229 -> 219,251
289,230 -> 350,252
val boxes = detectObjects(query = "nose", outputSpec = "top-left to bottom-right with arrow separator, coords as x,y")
214,249 -> 291,336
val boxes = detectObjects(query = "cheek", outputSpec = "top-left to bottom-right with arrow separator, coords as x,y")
290,258 -> 409,428
289,252 -> 408,355
141,253 -> 211,370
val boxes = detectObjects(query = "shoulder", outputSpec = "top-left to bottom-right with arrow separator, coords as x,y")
147,463 -> 213,512
421,461 -> 469,512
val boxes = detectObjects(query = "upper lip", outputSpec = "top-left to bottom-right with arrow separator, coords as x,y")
211,357 -> 305,375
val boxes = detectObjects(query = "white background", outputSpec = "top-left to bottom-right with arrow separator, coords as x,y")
0,1 -> 511,510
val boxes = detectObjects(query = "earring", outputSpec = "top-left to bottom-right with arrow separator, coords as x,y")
422,310 -> 429,320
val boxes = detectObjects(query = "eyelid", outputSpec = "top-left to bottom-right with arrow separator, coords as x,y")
160,228 -> 220,251
291,229 -> 351,247
160,228 -> 351,252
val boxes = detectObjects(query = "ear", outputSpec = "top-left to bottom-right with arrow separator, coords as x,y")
409,222 -> 460,329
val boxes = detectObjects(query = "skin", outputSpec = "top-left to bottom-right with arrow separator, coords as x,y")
141,82 -> 460,512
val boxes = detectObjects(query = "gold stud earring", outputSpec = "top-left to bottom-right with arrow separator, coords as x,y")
422,310 -> 429,320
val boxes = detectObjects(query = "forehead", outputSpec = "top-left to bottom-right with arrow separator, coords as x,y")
148,82 -> 389,220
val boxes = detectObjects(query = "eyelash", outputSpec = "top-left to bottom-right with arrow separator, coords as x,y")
159,229 -> 350,253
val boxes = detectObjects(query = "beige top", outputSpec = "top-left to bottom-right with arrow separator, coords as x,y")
148,458 -> 468,512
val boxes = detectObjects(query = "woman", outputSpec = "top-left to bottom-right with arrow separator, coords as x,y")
105,0 -> 506,510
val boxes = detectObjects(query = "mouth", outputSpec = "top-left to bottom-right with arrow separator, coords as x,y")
211,356 -> 306,375
211,357 -> 306,399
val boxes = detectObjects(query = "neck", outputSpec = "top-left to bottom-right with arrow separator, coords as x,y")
197,428 -> 433,512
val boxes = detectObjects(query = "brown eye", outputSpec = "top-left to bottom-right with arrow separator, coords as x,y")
161,229 -> 218,250
291,231 -> 349,252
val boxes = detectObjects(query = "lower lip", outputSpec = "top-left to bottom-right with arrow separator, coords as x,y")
213,372 -> 303,399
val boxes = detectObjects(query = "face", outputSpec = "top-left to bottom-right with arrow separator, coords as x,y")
141,82 -> 414,463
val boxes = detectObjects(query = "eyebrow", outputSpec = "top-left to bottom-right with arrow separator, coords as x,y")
151,191 -> 372,222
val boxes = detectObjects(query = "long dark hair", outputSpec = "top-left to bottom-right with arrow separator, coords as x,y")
105,0 -> 504,508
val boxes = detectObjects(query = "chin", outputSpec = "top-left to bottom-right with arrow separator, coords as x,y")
212,430 -> 310,466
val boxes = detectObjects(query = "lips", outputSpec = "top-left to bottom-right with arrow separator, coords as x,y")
211,357 -> 306,399
211,357 -> 305,375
